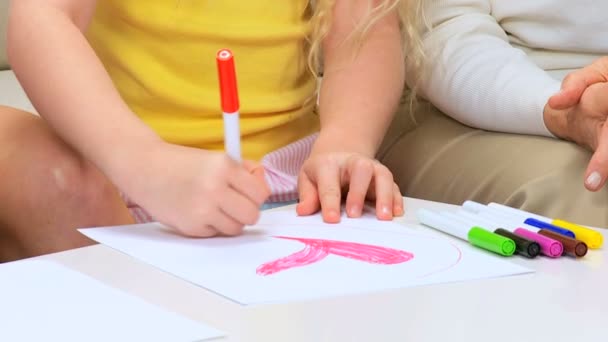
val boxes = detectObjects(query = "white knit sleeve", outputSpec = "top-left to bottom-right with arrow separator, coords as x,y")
414,0 -> 561,137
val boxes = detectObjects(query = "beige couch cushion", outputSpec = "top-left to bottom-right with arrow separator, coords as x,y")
0,1 -> 8,70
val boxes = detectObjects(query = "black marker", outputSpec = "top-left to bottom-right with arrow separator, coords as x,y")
494,228 -> 540,258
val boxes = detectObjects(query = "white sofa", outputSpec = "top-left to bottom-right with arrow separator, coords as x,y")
0,0 -> 37,113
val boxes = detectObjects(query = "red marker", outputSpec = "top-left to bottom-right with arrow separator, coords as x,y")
217,49 -> 241,162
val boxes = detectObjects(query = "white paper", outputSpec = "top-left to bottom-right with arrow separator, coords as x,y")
0,260 -> 224,342
81,210 -> 533,305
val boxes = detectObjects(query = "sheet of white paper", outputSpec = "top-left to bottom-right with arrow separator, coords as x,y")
0,260 -> 224,342
81,211 -> 532,305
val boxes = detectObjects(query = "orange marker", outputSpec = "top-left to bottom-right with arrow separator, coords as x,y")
217,49 -> 241,162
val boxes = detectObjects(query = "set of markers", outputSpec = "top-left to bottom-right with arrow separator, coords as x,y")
417,201 -> 604,259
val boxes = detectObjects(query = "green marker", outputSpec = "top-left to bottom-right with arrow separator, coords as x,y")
417,209 -> 516,256
468,227 -> 516,256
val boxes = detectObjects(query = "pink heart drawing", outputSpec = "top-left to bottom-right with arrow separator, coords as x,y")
256,236 -> 414,276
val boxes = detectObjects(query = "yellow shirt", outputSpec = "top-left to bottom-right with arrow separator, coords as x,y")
87,1 -> 319,160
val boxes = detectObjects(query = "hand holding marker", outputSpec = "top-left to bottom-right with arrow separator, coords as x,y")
462,201 -> 588,257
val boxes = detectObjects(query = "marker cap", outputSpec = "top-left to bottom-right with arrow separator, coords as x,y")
552,219 -> 603,249
494,228 -> 540,258
524,218 -> 575,238
514,228 -> 563,258
462,201 -> 487,213
468,227 -> 516,256
538,229 -> 588,257
216,49 -> 240,113
417,209 -> 471,240
488,202 -> 546,221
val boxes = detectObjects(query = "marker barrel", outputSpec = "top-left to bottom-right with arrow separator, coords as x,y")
476,211 -> 534,232
447,210 -> 501,231
468,228 -> 516,256
552,219 -> 603,249
417,209 -> 469,240
488,202 -> 546,221
538,229 -> 588,258
464,202 -> 540,232
524,218 -> 575,239
417,209 -> 515,256
217,49 -> 242,162
489,202 -> 603,249
462,201 -> 488,214
222,112 -> 241,162
494,228 -> 540,258
514,228 -> 563,258
441,212 -> 515,256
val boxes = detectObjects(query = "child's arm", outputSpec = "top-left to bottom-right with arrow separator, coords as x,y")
8,0 -> 269,236
8,0 -> 159,178
297,0 -> 404,222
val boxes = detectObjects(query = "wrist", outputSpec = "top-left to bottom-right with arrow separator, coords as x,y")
101,129 -> 165,188
312,128 -> 377,158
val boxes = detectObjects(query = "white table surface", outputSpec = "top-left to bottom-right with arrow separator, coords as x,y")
39,197 -> 608,342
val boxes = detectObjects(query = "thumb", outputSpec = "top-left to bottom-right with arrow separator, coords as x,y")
585,128 -> 608,192
548,76 -> 589,110
549,62 -> 608,110
548,88 -> 584,111
243,160 -> 271,195
296,172 -> 320,216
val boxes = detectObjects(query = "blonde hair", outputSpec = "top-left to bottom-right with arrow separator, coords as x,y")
306,0 -> 425,96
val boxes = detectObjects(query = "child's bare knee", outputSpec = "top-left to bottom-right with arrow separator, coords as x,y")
45,154 -> 122,216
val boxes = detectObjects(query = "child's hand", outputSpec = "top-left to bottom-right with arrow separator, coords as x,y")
124,142 -> 270,237
296,150 -> 404,223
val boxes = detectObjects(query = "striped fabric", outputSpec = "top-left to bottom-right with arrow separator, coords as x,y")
262,133 -> 318,203
124,133 -> 318,223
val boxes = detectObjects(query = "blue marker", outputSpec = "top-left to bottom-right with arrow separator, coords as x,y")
523,218 -> 575,238
462,201 -> 576,239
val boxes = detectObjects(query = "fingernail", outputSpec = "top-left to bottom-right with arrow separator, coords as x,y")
381,205 -> 391,216
586,171 -> 602,189
326,209 -> 340,223
395,205 -> 404,216
348,205 -> 361,217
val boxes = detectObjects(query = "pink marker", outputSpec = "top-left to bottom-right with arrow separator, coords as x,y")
217,49 -> 241,162
514,228 -> 563,258
452,210 -> 563,258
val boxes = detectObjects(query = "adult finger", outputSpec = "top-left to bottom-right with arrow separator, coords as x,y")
549,61 -> 608,110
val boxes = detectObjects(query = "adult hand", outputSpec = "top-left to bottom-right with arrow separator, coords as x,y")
548,57 -> 608,110
544,82 -> 608,191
